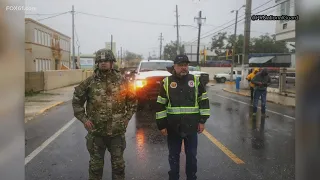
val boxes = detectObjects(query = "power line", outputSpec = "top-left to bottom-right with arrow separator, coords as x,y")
36,11 -> 70,21
186,0 -> 285,43
186,0 -> 289,43
252,0 -> 273,11
76,11 -> 174,26
25,12 -> 69,16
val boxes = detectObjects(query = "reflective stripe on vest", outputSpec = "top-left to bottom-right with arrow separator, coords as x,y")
157,96 -> 168,104
200,109 -> 210,115
198,92 -> 208,101
156,110 -> 167,119
164,77 -> 171,107
164,75 -> 200,115
167,107 -> 199,114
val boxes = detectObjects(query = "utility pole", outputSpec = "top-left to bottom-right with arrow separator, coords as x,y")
230,10 -> 238,81
194,11 -> 206,66
175,5 -> 180,55
77,45 -> 80,59
159,33 -> 164,59
242,0 -> 252,66
120,47 -> 123,62
111,35 -> 113,52
72,5 -> 75,69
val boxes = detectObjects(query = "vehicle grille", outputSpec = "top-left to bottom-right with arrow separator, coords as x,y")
146,76 -> 166,91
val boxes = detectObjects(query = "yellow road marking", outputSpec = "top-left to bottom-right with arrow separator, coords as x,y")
38,101 -> 64,114
203,130 -> 245,164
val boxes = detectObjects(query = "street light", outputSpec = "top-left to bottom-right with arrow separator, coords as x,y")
230,4 -> 245,81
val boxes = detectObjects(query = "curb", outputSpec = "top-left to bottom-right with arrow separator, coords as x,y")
38,101 -> 64,115
222,88 -> 295,108
222,88 -> 250,97
225,81 -> 235,85
25,101 -> 66,123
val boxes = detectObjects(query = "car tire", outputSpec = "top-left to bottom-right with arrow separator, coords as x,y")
220,77 -> 226,83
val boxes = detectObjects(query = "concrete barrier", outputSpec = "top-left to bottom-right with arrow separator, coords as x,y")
26,70 -> 94,92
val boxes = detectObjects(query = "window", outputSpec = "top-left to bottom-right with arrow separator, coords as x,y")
280,0 -> 291,23
283,23 -> 288,29
44,33 -> 47,46
48,34 -> 51,46
37,30 -> 41,44
34,29 -> 37,43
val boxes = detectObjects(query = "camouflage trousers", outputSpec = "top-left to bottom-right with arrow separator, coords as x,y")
86,133 -> 126,180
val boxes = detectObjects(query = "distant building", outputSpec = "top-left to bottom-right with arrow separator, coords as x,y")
274,0 -> 295,42
182,42 -> 207,63
79,54 -> 95,70
105,42 -> 117,57
25,18 -> 71,72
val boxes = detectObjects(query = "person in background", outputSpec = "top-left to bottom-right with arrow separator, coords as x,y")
246,68 -> 260,102
251,68 -> 271,117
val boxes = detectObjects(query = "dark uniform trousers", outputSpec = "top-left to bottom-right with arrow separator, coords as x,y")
86,133 -> 126,180
156,74 -> 210,180
167,130 -> 198,180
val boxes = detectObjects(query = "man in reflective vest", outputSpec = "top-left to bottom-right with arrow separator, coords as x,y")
155,55 -> 210,180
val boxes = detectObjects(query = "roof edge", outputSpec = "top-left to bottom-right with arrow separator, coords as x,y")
25,18 -> 71,39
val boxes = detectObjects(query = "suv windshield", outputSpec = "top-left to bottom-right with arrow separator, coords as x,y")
140,61 -> 174,72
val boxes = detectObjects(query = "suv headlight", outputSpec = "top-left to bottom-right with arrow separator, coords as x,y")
135,79 -> 147,88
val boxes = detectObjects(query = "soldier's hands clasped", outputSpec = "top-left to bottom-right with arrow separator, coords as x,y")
84,120 -> 94,131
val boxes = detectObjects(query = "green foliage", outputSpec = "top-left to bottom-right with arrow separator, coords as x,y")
163,41 -> 185,60
210,32 -> 289,55
124,51 -> 143,61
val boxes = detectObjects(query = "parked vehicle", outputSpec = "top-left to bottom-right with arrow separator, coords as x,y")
214,70 -> 242,83
188,66 -> 210,86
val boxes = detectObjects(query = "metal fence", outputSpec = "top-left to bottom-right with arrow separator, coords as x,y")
269,69 -> 295,94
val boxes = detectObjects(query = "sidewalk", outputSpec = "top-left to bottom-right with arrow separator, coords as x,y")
222,85 -> 295,108
25,85 -> 77,123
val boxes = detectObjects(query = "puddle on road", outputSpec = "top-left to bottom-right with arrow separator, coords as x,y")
210,102 -> 221,107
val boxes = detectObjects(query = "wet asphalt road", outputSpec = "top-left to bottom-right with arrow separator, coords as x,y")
25,84 -> 295,180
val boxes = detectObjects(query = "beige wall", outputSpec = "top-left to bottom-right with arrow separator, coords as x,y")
43,70 -> 93,91
25,18 -> 71,72
25,70 -> 94,92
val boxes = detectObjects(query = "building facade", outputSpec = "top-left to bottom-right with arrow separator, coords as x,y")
25,18 -> 71,72
274,0 -> 295,42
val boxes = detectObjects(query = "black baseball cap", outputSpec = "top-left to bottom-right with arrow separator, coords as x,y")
174,55 -> 190,64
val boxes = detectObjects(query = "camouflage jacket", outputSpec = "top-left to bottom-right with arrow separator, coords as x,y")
72,69 -> 137,137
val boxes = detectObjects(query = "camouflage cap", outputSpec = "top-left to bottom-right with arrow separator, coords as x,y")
95,49 -> 116,63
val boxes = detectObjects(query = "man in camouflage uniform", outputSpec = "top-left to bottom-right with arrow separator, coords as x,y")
72,49 -> 137,180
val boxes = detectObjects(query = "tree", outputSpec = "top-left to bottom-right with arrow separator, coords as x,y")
210,32 -> 289,56
163,41 -> 185,60
210,32 -> 227,57
124,51 -> 143,61
225,34 -> 245,55
250,34 -> 289,53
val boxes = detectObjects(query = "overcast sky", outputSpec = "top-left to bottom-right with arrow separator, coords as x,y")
25,0 -> 279,58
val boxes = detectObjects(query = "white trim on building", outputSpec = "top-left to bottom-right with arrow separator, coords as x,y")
274,0 -> 295,42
